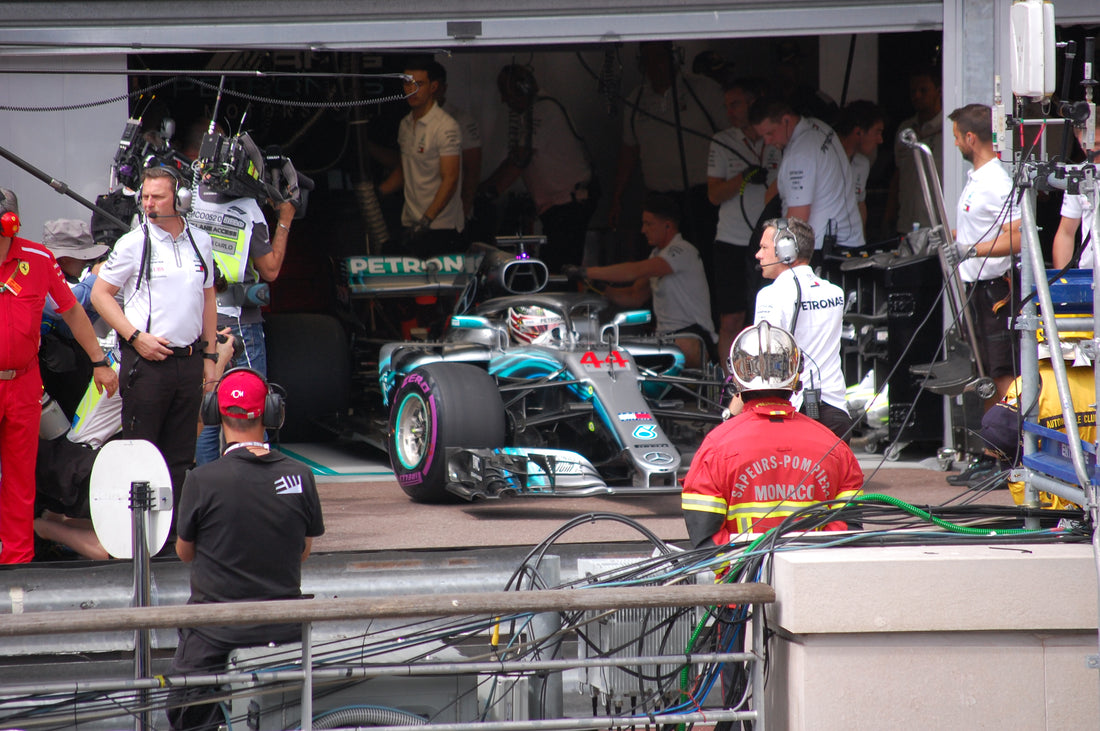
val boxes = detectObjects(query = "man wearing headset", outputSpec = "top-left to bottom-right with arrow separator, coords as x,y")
0,189 -> 118,563
167,367 -> 324,730
749,97 -> 865,259
682,321 -> 862,546
754,217 -> 851,441
91,166 -> 218,511
948,103 -> 1022,402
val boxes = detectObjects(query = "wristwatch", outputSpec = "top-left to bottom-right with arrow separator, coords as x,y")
90,357 -> 110,368
126,330 -> 141,344
202,352 -> 219,363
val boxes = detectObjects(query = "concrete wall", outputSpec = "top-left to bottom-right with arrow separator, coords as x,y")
766,543 -> 1100,729
0,55 -> 126,238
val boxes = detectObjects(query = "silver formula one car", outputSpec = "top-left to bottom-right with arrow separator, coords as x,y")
379,292 -> 726,502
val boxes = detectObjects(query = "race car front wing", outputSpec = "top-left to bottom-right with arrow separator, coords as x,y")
444,446 -> 678,500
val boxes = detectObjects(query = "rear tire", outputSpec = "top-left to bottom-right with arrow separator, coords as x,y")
389,363 -> 505,502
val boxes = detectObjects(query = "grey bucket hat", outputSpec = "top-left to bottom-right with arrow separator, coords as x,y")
43,219 -> 109,261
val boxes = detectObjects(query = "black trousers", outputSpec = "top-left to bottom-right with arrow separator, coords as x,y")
166,629 -> 231,731
166,623 -> 302,730
801,400 -> 853,444
119,347 -> 204,507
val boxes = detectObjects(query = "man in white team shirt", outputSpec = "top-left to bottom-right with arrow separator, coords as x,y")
749,97 -> 865,259
835,100 -> 885,228
707,77 -> 782,372
948,103 -> 1022,401
753,216 -> 851,441
576,194 -> 716,369
1052,125 -> 1099,270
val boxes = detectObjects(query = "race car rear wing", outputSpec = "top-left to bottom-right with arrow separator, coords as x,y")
341,240 -> 549,299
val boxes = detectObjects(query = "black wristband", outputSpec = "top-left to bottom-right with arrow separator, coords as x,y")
202,352 -> 219,363
90,358 -> 110,368
126,330 -> 141,344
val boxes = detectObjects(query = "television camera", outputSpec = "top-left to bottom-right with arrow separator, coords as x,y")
110,114 -> 190,191
193,130 -> 313,209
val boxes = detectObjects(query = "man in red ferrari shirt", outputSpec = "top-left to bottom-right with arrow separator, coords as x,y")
682,321 -> 861,547
0,189 -> 117,562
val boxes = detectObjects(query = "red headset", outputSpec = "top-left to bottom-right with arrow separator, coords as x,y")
0,211 -> 20,238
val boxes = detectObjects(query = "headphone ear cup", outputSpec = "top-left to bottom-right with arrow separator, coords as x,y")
175,185 -> 192,214
0,211 -> 20,238
775,231 -> 798,264
200,390 -> 221,426
263,383 -> 287,430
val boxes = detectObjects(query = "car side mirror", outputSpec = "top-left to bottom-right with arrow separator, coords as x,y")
613,310 -> 652,327
600,310 -> 652,348
451,315 -> 492,329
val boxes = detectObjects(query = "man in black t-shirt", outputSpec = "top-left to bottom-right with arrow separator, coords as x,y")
167,369 -> 324,731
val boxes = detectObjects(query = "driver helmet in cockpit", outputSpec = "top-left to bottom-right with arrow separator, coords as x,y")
507,306 -> 565,345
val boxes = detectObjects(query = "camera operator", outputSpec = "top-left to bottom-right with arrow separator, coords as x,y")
178,120 -> 296,465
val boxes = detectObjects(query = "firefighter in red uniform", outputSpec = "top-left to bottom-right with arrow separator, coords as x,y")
682,321 -> 862,547
0,189 -> 117,562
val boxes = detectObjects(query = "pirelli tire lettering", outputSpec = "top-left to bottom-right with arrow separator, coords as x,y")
388,363 -> 506,503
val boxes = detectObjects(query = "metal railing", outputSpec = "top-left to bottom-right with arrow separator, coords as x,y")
0,583 -> 775,731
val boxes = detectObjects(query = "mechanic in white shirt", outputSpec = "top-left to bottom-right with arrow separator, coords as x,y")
753,216 -> 851,441
948,103 -> 1022,401
749,98 -> 865,256
707,76 -> 783,372
835,100 -> 886,228
1052,125 -> 1100,270
574,194 -> 716,369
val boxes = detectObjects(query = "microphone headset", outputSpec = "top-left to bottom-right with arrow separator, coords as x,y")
200,366 -> 287,430
754,219 -> 800,271
133,166 -> 204,295
138,167 -> 192,218
773,218 -> 799,264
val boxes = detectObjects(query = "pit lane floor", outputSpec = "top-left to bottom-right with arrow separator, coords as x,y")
275,442 -> 1017,554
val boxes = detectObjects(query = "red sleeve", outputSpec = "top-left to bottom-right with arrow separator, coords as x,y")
835,446 -> 865,499
682,430 -> 735,547
46,251 -> 77,314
